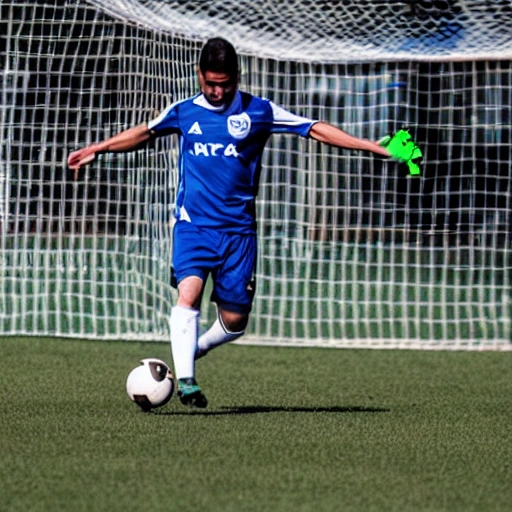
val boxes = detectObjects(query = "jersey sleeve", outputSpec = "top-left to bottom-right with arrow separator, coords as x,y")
269,101 -> 318,137
147,101 -> 182,135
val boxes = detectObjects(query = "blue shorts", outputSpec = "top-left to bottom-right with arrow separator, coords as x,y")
172,221 -> 257,314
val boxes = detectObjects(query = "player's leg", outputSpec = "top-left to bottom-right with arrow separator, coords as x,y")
170,276 -> 209,408
170,222 -> 218,408
171,275 -> 203,378
196,232 -> 256,359
196,307 -> 247,359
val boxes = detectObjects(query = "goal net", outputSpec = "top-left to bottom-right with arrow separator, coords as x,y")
1,0 -> 511,349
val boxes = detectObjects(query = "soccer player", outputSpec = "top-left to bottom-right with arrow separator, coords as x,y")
68,37 -> 397,409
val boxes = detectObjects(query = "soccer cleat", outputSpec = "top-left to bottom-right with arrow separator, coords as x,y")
177,378 -> 208,409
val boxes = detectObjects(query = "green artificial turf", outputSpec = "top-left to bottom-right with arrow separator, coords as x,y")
0,337 -> 511,512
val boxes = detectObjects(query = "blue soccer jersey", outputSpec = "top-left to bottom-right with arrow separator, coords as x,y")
148,91 -> 317,234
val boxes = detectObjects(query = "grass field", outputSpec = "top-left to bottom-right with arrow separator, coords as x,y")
1,337 -> 511,512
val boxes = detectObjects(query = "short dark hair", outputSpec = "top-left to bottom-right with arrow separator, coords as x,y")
199,37 -> 239,78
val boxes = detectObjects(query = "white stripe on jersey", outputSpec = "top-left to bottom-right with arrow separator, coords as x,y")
148,97 -> 190,131
270,101 -> 316,126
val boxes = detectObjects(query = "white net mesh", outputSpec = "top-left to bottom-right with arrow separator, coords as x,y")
1,0 -> 511,349
93,0 -> 512,62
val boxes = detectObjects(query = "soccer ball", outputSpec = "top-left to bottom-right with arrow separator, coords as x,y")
126,358 -> 174,412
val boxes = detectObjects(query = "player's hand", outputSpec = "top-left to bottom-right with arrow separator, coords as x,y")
379,129 -> 422,176
67,146 -> 98,179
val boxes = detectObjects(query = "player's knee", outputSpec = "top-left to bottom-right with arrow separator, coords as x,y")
219,308 -> 248,334
177,276 -> 205,310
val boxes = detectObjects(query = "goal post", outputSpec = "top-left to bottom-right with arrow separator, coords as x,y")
1,0 -> 511,349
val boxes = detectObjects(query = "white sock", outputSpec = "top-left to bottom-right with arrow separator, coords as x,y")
196,317 -> 244,359
169,305 -> 199,380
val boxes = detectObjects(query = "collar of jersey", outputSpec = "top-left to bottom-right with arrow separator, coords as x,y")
193,91 -> 242,115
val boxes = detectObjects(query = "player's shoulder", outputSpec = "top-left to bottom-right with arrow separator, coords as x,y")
238,90 -> 273,116
239,90 -> 270,106
148,94 -> 202,131
177,93 -> 204,111
239,92 -> 295,120
152,95 -> 194,119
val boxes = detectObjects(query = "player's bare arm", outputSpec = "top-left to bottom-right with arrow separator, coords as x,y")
309,121 -> 391,157
67,123 -> 155,172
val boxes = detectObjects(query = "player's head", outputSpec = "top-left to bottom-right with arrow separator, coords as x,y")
198,37 -> 239,108
199,37 -> 239,77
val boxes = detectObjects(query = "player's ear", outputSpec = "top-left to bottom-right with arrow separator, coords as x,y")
197,67 -> 205,87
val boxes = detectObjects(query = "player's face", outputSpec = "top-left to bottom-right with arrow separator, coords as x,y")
198,70 -> 238,108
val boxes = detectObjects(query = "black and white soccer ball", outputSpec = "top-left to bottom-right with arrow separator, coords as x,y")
126,358 -> 174,412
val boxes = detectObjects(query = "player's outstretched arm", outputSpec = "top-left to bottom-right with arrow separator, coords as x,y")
309,121 -> 391,157
67,123 -> 154,173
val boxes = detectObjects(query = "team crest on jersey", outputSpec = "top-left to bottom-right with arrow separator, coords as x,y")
227,112 -> 251,140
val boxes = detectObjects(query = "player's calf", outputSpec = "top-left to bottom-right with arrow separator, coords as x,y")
196,315 -> 245,359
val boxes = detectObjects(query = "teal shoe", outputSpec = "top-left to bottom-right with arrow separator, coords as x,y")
177,378 -> 208,409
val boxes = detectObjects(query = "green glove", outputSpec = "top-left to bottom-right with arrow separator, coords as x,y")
407,144 -> 422,176
379,129 -> 423,176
